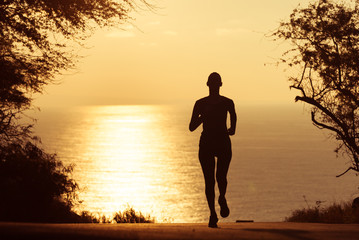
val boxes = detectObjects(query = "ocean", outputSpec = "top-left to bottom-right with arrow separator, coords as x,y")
32,104 -> 358,223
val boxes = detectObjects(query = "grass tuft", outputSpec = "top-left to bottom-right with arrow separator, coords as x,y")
113,206 -> 155,223
75,207 -> 155,223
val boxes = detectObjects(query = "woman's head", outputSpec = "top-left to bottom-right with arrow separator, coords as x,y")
207,72 -> 222,87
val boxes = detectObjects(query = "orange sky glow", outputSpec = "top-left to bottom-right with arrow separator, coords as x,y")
34,0 -> 313,107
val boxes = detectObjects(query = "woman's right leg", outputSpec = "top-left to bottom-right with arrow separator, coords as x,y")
216,136 -> 232,217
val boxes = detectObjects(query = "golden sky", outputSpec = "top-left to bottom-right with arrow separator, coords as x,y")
34,0 -> 312,107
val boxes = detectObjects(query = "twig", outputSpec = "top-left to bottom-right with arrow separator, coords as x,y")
336,167 -> 357,177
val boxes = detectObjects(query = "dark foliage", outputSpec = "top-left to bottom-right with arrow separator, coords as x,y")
0,141 -> 81,222
273,0 -> 359,176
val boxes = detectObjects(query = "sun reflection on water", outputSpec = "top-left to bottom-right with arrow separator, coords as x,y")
66,105 -> 205,222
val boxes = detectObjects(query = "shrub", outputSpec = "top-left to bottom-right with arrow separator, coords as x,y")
286,200 -> 359,223
0,141 -> 82,222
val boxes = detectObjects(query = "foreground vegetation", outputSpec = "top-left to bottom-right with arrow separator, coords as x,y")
286,200 -> 359,224
0,0 -> 153,224
113,207 -> 154,223
0,142 -> 79,222
79,207 -> 155,223
0,141 -> 154,223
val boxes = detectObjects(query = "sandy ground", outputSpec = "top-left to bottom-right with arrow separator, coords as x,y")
0,222 -> 359,240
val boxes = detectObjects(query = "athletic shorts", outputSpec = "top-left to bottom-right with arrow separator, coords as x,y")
199,132 -> 232,159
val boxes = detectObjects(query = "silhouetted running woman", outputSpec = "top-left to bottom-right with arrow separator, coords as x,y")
189,72 -> 237,228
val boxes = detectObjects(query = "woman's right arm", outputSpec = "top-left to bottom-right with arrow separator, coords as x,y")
189,101 -> 202,132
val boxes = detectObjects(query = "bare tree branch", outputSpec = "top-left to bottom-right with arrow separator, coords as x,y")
336,167 -> 358,177
273,0 -> 359,177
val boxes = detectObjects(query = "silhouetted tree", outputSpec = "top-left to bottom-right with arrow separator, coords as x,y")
0,0 -> 149,221
273,0 -> 359,176
1,0 -> 149,142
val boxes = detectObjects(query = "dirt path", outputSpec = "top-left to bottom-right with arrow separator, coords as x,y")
1,222 -> 358,240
